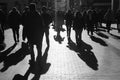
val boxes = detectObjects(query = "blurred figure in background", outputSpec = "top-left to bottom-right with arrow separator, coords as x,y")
73,11 -> 84,46
115,9 -> 120,33
87,9 -> 94,36
21,6 -> 29,41
64,10 -> 74,43
8,7 -> 21,43
41,6 -> 52,47
104,9 -> 113,33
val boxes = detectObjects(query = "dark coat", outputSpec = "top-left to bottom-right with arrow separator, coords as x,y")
64,11 -> 74,26
73,12 -> 84,30
25,10 -> 44,44
8,10 -> 21,28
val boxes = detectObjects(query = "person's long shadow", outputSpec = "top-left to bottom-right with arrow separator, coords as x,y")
67,39 -> 99,70
12,46 -> 51,80
96,32 -> 109,39
0,42 -> 30,72
109,33 -> 120,40
90,36 -> 108,46
0,43 -> 17,63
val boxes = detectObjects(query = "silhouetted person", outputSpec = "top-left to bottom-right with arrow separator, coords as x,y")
41,6 -> 52,47
24,3 -> 44,80
64,10 -> 74,43
92,9 -> 98,31
8,7 -> 21,43
73,11 -> 84,46
104,9 -> 113,33
21,6 -> 29,41
115,9 -> 120,33
87,10 -> 94,36
83,10 -> 88,30
0,9 -> 6,33
54,11 -> 65,32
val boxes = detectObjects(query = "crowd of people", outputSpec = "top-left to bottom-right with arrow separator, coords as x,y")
0,3 -> 120,79
0,3 -> 52,79
65,8 -> 120,46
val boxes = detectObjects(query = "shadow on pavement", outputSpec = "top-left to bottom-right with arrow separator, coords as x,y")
0,43 -> 17,63
110,33 -> 120,39
0,42 -> 30,72
12,46 -> 51,80
67,39 -> 99,70
90,36 -> 108,46
96,32 -> 109,39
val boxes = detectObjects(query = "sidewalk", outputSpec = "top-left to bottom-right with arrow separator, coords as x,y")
0,25 -> 120,80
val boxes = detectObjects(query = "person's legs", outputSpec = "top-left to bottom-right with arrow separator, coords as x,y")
22,26 -> 26,41
16,27 -> 19,42
75,30 -> 79,45
106,21 -> 111,33
45,28 -> 50,47
12,28 -> 17,43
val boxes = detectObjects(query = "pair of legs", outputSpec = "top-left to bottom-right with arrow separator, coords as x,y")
106,21 -> 111,33
12,27 -> 19,43
44,28 -> 50,47
87,25 -> 94,36
75,29 -> 83,45
66,25 -> 72,40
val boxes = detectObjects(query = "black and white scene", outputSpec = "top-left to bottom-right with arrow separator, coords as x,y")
0,0 -> 120,80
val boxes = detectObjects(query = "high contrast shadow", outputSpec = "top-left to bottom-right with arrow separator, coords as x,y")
90,36 -> 108,46
110,33 -> 120,39
12,46 -> 51,80
0,42 -> 30,72
96,28 -> 106,32
0,43 -> 17,63
67,39 -> 98,70
96,32 -> 109,39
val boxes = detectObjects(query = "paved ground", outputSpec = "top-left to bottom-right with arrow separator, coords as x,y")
0,24 -> 120,80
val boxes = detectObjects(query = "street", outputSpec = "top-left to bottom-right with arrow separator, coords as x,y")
0,24 -> 120,80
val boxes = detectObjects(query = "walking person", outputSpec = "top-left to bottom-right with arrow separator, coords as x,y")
24,3 -> 44,80
115,9 -> 120,33
104,9 -> 113,33
64,10 -> 74,43
87,9 -> 94,36
73,11 -> 84,46
8,7 -> 21,43
21,6 -> 29,41
41,6 -> 52,47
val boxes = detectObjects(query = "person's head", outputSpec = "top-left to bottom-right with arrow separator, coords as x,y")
12,7 -> 17,12
42,6 -> 47,12
24,6 -> 29,12
29,3 -> 36,11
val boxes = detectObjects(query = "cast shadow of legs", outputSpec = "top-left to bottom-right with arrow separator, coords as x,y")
90,36 -> 108,46
67,39 -> 99,70
12,46 -> 51,80
0,42 -> 30,72
0,43 -> 17,63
